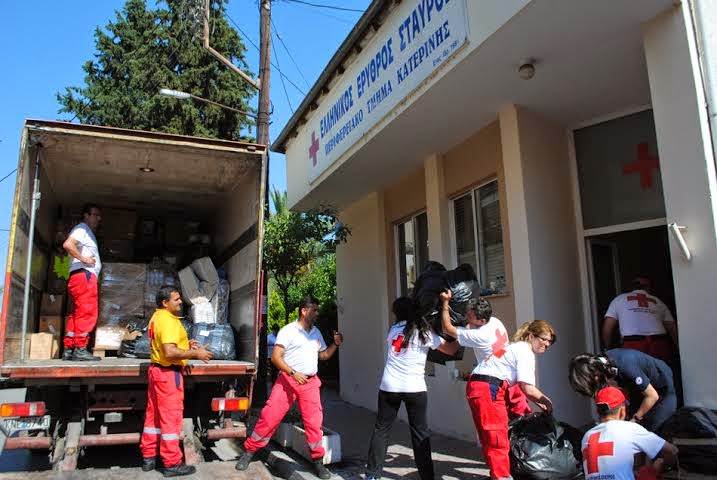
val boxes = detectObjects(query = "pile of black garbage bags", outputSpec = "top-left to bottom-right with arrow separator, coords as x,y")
119,320 -> 236,360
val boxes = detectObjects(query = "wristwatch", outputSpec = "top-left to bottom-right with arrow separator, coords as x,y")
289,369 -> 295,377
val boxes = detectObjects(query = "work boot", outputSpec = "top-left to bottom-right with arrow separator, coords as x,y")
313,460 -> 331,479
162,463 -> 196,477
235,451 -> 253,470
62,349 -> 73,361
71,347 -> 101,361
141,457 -> 156,472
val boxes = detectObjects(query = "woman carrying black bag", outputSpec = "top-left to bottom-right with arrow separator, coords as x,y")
365,297 -> 459,480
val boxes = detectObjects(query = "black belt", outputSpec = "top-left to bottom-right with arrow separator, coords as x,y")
152,363 -> 182,371
623,334 -> 669,341
69,268 -> 89,277
469,374 -> 504,386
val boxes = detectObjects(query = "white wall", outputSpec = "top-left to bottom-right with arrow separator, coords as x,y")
644,6 -> 717,408
500,105 -> 592,426
336,192 -> 391,410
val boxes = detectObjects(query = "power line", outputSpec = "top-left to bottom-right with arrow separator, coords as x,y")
270,18 -> 311,89
281,0 -> 364,13
226,13 -> 307,96
272,30 -> 294,113
0,169 -> 17,184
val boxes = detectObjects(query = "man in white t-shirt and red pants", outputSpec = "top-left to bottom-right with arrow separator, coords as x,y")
62,203 -> 103,362
603,277 -> 677,364
581,386 -> 677,480
236,295 -> 343,479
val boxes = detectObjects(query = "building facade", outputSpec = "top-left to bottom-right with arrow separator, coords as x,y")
273,0 -> 717,441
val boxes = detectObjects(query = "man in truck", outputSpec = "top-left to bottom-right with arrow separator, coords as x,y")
140,285 -> 213,477
62,203 -> 103,361
236,295 -> 344,479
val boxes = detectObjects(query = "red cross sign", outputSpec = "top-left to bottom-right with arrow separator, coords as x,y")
492,329 -> 508,358
622,142 -> 659,190
627,293 -> 656,308
309,131 -> 320,166
583,432 -> 614,474
391,335 -> 404,353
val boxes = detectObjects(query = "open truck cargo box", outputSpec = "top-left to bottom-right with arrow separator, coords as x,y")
0,120 -> 266,384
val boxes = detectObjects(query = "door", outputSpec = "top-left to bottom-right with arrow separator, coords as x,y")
586,238 -> 621,351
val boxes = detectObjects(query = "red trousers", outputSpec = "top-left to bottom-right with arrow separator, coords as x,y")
507,384 -> 531,418
64,270 -> 98,349
466,379 -> 512,480
245,372 -> 325,460
140,364 -> 185,467
622,336 -> 673,364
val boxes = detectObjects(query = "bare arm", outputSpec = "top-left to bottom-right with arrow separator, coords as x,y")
633,383 -> 660,422
602,316 -> 618,348
439,290 -> 458,338
659,440 -> 679,465
318,332 -> 343,362
62,237 -> 95,266
162,343 -> 213,363
271,344 -> 309,385
520,382 -> 553,413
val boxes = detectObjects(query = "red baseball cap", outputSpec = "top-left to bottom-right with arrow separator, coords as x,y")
595,386 -> 626,409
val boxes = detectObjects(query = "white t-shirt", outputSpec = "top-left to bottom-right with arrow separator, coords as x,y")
581,420 -> 665,480
267,332 -> 277,358
68,222 -> 101,276
455,317 -> 509,364
474,341 -> 535,385
274,321 -> 327,376
605,290 -> 675,337
379,321 -> 444,393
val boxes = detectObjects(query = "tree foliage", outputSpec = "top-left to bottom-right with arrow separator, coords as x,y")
263,189 -> 349,323
57,0 -> 255,141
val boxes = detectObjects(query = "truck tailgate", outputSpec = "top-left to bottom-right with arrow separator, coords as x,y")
0,359 -> 254,381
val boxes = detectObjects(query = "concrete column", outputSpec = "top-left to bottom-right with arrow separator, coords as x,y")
336,192 -> 391,409
499,105 -> 536,323
424,154 -> 451,264
644,6 -> 717,408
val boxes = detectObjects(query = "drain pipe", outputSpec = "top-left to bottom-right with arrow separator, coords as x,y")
20,145 -> 42,362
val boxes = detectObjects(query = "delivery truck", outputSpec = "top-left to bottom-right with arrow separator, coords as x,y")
0,119 -> 266,471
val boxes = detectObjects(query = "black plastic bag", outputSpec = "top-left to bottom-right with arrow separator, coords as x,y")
659,407 -> 717,474
190,322 -> 236,360
413,262 -> 479,337
509,413 -> 583,480
119,321 -> 151,359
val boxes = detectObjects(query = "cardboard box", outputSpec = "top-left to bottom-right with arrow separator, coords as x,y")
38,315 -> 63,335
4,334 -> 31,360
29,333 -> 60,360
40,294 -> 64,316
94,325 -> 127,350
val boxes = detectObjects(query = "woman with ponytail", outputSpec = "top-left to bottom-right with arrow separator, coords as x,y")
465,319 -> 557,480
365,297 -> 459,480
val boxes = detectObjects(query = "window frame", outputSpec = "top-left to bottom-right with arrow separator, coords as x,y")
448,178 -> 506,291
393,210 -> 428,298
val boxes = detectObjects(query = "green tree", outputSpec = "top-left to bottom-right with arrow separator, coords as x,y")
288,253 -> 337,316
57,0 -> 254,141
263,193 -> 349,323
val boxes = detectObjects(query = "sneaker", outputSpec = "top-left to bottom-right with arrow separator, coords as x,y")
72,347 -> 101,361
62,349 -> 74,361
141,457 -> 156,472
313,460 -> 331,479
235,451 -> 253,471
162,463 -> 196,477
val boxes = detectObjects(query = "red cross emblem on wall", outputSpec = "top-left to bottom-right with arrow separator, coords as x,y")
627,292 -> 657,308
309,131 -> 320,166
391,335 -> 404,353
622,142 -> 659,190
582,432 -> 614,474
492,329 -> 508,358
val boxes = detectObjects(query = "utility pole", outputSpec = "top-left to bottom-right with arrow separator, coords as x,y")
255,0 -> 272,404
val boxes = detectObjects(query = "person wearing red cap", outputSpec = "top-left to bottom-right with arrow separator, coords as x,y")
602,276 -> 677,364
581,386 -> 678,480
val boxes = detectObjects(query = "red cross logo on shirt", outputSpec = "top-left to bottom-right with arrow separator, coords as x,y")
622,142 -> 659,190
582,432 -> 614,474
309,131 -> 320,166
492,329 -> 508,358
391,335 -> 404,353
627,293 -> 656,308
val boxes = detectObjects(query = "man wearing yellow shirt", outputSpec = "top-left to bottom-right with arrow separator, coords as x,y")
140,286 -> 213,477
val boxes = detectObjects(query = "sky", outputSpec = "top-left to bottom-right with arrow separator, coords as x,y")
0,0 -> 371,278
